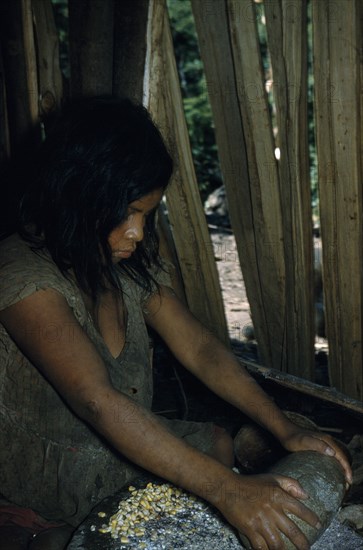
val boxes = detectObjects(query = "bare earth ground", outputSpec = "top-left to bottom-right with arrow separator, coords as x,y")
209,228 -> 252,340
210,229 -> 329,355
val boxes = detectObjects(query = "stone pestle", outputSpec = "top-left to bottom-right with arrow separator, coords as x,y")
238,450 -> 346,549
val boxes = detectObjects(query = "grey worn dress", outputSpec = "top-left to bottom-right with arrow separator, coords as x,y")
0,234 -> 214,527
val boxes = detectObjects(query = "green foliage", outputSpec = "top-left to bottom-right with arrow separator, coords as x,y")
167,0 -> 221,200
167,0 -> 319,218
51,0 -> 70,80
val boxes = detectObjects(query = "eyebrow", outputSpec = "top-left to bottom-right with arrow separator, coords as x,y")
128,205 -> 158,215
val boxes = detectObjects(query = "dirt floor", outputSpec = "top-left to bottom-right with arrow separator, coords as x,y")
209,228 -> 328,348
209,227 -> 252,341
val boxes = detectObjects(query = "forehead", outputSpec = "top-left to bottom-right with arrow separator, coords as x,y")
128,188 -> 164,211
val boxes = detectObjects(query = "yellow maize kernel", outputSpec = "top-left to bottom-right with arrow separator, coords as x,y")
120,535 -> 129,543
97,511 -> 106,518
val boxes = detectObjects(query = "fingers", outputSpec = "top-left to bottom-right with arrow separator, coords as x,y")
310,435 -> 337,456
235,476 -> 317,550
276,475 -> 308,500
285,494 -> 321,530
287,428 -> 353,486
306,435 -> 353,485
274,475 -> 321,529
325,439 -> 353,485
239,530 -> 268,550
276,514 -> 312,550
241,514 -> 312,550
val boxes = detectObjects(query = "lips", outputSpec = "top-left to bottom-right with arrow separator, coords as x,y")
112,248 -> 135,259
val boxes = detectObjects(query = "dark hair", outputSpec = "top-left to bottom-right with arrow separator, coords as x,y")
16,97 -> 173,297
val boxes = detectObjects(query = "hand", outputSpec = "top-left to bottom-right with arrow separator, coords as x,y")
280,427 -> 353,487
215,471 -> 320,550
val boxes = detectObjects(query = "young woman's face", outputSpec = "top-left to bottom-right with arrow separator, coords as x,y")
108,188 -> 163,263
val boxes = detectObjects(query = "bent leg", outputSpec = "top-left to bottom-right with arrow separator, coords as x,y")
159,417 -> 235,469
208,425 -> 234,468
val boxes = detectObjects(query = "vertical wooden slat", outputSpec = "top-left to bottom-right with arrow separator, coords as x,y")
22,0 -> 38,125
68,0 -> 114,97
264,0 -> 315,379
0,0 -> 40,149
32,0 -> 63,122
192,0 -> 286,366
157,206 -> 187,303
113,0 -> 149,103
313,0 -> 362,400
0,42 -> 11,162
0,39 -> 12,238
111,0 -> 186,304
146,0 -> 229,345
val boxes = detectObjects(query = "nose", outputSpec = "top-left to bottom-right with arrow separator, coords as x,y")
125,218 -> 144,242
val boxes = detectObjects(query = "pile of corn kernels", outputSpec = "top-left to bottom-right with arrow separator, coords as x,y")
94,481 -> 209,547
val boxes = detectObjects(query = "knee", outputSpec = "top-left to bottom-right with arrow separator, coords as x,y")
210,425 -> 234,468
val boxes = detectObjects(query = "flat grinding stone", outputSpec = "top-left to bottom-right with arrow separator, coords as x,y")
67,454 -> 363,549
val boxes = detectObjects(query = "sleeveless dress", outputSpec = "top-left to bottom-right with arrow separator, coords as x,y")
0,233 -> 214,527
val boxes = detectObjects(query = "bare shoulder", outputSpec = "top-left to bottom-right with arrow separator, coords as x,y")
0,288 -> 112,407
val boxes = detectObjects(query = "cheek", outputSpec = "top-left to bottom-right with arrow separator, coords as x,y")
108,225 -> 127,247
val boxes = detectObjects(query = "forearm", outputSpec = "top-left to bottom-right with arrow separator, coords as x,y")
187,333 -> 353,486
189,335 -> 296,442
72,386 -> 234,505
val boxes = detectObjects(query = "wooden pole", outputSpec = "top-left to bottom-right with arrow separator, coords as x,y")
113,0 -> 149,103
192,0 -> 286,365
313,0 -> 363,400
0,0 -> 40,150
22,0 -> 38,125
146,0 -> 229,345
0,42 -> 11,162
68,0 -> 114,97
236,356 -> 363,418
264,0 -> 315,379
32,0 -> 63,124
157,205 -> 187,304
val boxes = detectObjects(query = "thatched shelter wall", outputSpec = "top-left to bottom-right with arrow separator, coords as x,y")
0,0 -> 362,402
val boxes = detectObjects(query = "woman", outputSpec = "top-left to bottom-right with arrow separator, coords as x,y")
0,97 -> 351,550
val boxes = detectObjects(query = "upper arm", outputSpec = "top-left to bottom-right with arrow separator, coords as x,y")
144,285 -> 211,372
0,288 -> 113,411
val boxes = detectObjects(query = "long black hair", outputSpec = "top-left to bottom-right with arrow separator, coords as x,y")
14,97 -> 173,297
